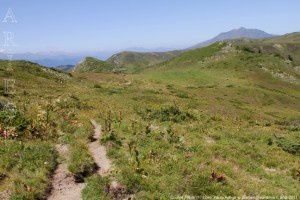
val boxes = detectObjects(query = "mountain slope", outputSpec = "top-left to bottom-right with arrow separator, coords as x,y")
73,51 -> 182,73
73,57 -> 114,73
1,33 -> 300,198
106,50 -> 182,72
77,33 -> 300,197
0,59 -> 97,199
73,28 -> 276,74
0,60 -> 71,85
55,65 -> 74,72
233,32 -> 300,66
190,27 -> 275,49
147,33 -> 300,86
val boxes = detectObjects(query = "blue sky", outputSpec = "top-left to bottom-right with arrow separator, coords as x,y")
0,0 -> 299,53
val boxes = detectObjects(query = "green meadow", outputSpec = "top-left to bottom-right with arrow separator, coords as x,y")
0,36 -> 299,199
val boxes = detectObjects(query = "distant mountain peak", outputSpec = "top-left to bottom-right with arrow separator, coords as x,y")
237,26 -> 247,30
190,27 -> 276,49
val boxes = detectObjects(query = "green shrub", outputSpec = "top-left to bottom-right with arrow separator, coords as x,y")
139,105 -> 195,123
120,167 -> 143,192
94,84 -> 102,89
82,175 -> 110,200
277,138 -> 300,155
275,117 -> 300,132
0,108 -> 30,138
101,131 -> 122,147
176,92 -> 189,99
241,46 -> 255,53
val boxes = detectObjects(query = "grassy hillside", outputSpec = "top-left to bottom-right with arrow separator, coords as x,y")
73,57 -> 114,73
74,51 -> 182,74
106,51 -> 182,73
233,32 -> 300,67
75,38 -> 300,198
266,32 -> 300,44
0,60 -> 95,199
0,34 -> 299,199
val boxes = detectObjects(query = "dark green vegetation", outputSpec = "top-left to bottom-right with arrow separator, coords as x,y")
82,175 -> 110,200
0,33 -> 300,199
106,50 -> 182,73
234,32 -> 300,66
73,57 -> 114,73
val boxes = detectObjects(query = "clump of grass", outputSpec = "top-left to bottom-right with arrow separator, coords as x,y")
275,117 -> 300,132
57,94 -> 92,110
94,84 -> 102,89
188,173 -> 235,196
82,175 -> 110,200
68,140 -> 96,182
276,138 -> 300,155
0,107 -> 30,138
175,91 -> 189,99
108,88 -> 123,95
226,84 -> 234,88
119,166 -> 143,193
101,130 -> 122,147
66,127 -> 96,182
0,140 -> 57,200
240,46 -> 255,53
139,105 -> 195,123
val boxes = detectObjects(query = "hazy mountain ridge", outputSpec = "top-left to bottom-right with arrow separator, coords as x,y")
74,50 -> 182,73
73,27 -> 278,73
190,27 -> 275,49
0,27 -> 275,68
0,51 -> 115,67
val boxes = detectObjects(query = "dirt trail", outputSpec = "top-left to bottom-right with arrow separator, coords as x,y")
88,120 -> 112,175
0,190 -> 10,200
89,120 -> 133,200
47,144 -> 85,200
48,120 -> 131,200
48,120 -> 112,200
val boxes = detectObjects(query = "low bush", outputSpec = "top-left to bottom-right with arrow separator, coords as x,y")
94,84 -> 102,89
275,117 -> 300,132
0,107 -> 30,139
138,105 -> 195,123
241,46 -> 255,53
101,131 -> 122,147
277,138 -> 300,155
